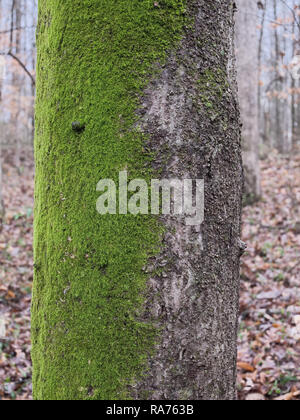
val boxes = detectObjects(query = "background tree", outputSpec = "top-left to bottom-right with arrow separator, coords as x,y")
0,0 -> 36,161
236,0 -> 261,203
32,0 -> 243,400
0,0 -> 5,225
258,0 -> 300,153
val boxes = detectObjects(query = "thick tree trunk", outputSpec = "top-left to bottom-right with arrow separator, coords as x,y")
32,0 -> 243,401
236,0 -> 261,203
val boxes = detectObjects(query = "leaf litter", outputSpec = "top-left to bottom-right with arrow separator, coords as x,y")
238,150 -> 300,400
0,149 -> 299,400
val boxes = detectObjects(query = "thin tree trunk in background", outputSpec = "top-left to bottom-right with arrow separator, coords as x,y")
236,0 -> 261,203
22,0 -> 36,145
0,106 -> 4,228
258,0 -> 271,150
273,0 -> 284,153
0,151 -> 4,231
281,33 -> 291,152
296,75 -> 300,148
30,1 -> 36,145
258,0 -> 267,119
32,0 -> 243,400
264,105 -> 271,149
291,0 -> 296,147
11,0 -> 22,170
296,20 -> 300,149
258,0 -> 273,151
292,0 -> 300,149
0,0 -> 4,227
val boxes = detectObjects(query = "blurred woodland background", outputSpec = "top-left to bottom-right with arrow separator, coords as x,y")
0,0 -> 299,400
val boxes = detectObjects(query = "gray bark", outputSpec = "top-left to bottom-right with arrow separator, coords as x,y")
134,0 -> 243,400
236,0 -> 261,202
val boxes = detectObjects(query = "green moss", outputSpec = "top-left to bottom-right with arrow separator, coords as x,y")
32,0 -> 186,400
196,68 -> 229,116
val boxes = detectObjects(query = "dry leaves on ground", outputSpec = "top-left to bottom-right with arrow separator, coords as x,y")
238,151 -> 300,401
0,149 -> 299,400
0,150 -> 33,400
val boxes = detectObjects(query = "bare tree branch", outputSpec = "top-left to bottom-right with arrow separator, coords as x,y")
0,0 -> 36,87
0,51 -> 36,87
279,0 -> 300,32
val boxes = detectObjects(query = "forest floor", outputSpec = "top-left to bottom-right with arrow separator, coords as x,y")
238,150 -> 300,401
0,149 -> 299,401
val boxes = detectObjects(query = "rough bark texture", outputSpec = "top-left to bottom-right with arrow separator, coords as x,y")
236,0 -> 261,203
32,0 -> 243,401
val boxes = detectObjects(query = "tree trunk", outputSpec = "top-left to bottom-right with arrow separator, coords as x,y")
12,0 -> 22,170
272,0 -> 284,153
0,141 -> 4,230
258,0 -> 267,119
0,0 -> 4,229
292,0 -> 300,149
236,0 -> 261,203
32,0 -> 243,401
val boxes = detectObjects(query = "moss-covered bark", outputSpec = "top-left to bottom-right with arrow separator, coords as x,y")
32,0 -> 243,400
